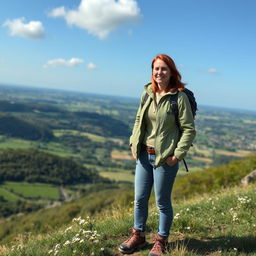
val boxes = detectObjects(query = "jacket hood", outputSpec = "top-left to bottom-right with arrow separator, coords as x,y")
144,83 -> 154,98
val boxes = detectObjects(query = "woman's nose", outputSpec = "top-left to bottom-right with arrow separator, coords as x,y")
157,68 -> 163,74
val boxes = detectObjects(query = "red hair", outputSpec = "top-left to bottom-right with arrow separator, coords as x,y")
151,54 -> 186,93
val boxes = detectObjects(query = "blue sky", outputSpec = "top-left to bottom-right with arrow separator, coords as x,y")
0,0 -> 256,111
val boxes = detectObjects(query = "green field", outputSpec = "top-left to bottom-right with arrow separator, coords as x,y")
100,170 -> 134,183
1,182 -> 60,200
0,138 -> 34,149
54,129 -> 107,142
0,187 -> 21,202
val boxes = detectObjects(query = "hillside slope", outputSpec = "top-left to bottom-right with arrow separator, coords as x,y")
1,184 -> 255,256
0,148 -> 105,185
0,155 -> 256,256
0,154 -> 256,250
0,113 -> 53,141
173,153 -> 256,199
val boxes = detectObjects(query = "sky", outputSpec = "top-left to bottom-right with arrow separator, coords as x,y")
0,0 -> 256,111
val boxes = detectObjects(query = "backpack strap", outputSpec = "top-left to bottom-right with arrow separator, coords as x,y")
169,92 -> 179,128
182,159 -> 189,172
141,92 -> 149,108
169,92 -> 189,172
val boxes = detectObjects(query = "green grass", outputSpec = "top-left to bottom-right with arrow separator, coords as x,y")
100,170 -> 134,183
53,129 -> 107,143
0,139 -> 33,149
0,187 -> 21,202
1,185 -> 255,256
2,182 -> 60,200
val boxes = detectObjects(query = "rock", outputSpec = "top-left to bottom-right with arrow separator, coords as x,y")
241,169 -> 256,186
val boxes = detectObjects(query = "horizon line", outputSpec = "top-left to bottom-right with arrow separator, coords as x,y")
0,82 -> 255,114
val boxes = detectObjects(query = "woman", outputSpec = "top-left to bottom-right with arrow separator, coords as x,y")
119,54 -> 196,256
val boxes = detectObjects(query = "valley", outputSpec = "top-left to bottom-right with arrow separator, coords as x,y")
0,84 -> 255,255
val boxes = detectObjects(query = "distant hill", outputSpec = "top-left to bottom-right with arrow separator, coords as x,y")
0,148 -> 107,185
0,98 -> 131,138
0,100 -> 63,113
0,113 -> 54,141
71,111 -> 130,137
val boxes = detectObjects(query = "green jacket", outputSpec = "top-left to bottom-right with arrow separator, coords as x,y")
130,83 -> 196,167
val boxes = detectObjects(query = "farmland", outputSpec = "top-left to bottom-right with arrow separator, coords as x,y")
0,84 -> 255,214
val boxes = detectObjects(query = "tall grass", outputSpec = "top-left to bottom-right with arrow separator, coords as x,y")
2,184 -> 255,256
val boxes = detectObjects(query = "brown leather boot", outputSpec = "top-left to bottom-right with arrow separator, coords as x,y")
119,228 -> 146,254
148,234 -> 168,256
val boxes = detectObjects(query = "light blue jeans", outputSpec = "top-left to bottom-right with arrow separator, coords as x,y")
134,149 -> 179,237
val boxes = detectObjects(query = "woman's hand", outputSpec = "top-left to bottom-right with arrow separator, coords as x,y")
166,156 -> 179,166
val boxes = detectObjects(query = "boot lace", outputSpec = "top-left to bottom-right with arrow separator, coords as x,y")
124,229 -> 140,246
151,238 -> 165,254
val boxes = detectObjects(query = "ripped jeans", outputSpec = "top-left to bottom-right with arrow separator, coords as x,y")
134,149 -> 179,237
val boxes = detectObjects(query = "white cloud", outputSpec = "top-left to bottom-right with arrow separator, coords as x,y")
87,62 -> 96,70
49,0 -> 142,39
43,58 -> 84,68
207,68 -> 218,74
49,6 -> 66,17
3,17 -> 45,40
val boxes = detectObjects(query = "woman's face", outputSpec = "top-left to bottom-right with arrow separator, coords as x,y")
152,59 -> 171,87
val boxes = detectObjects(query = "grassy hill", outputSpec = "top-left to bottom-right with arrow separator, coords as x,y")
0,155 -> 255,255
0,113 -> 53,141
0,183 -> 255,255
0,148 -> 111,219
0,148 -> 105,185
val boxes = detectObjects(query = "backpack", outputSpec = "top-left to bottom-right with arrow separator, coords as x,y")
141,87 -> 197,172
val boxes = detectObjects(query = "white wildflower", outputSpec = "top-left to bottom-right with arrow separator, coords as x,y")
174,213 -> 180,219
83,230 -> 92,234
79,219 -> 86,225
232,212 -> 238,222
72,237 -> 81,243
64,240 -> 71,246
238,196 -> 251,204
54,244 -> 61,250
65,226 -> 73,233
